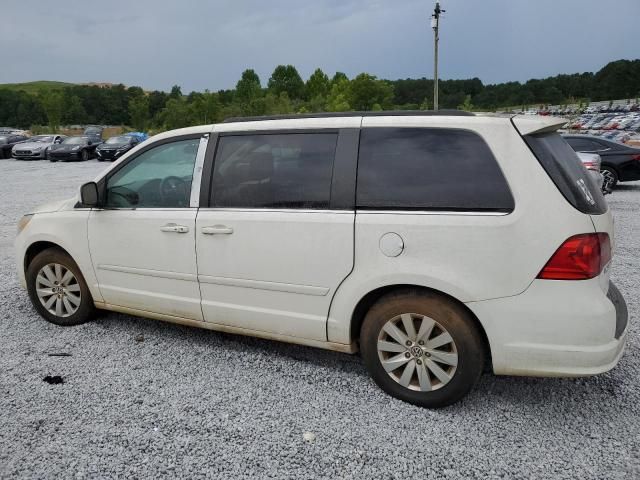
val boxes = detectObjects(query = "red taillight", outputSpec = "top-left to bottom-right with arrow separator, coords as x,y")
537,233 -> 611,280
631,154 -> 640,161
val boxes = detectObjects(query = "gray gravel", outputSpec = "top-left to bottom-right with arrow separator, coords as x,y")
0,158 -> 638,479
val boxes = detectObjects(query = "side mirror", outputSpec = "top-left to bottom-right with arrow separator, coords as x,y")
80,182 -> 100,207
87,140 -> 93,146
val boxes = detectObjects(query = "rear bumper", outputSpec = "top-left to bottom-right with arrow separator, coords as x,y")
467,279 -> 628,377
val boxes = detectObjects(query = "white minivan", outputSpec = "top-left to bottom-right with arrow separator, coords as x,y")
15,112 -> 628,407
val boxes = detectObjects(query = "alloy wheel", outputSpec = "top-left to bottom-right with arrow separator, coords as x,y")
35,263 -> 82,318
377,313 -> 458,392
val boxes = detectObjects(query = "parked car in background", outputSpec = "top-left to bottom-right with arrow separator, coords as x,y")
563,134 -> 640,188
14,112 -> 627,408
11,135 -> 66,160
84,125 -> 104,142
0,133 -> 29,159
577,151 -> 609,194
95,135 -> 141,162
47,136 -> 99,162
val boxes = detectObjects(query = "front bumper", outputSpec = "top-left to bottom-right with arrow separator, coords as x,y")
96,149 -> 125,160
11,150 -> 47,160
48,151 -> 81,161
467,279 -> 628,377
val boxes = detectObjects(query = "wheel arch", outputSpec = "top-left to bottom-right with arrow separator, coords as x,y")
349,284 -> 493,370
24,241 -> 73,274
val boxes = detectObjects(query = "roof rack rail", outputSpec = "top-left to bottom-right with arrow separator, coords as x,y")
223,110 -> 474,123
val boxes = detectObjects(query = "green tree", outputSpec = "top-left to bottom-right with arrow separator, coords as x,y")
41,92 -> 64,131
169,85 -> 183,99
306,68 -> 330,99
160,97 -> 193,130
331,72 -> 348,86
236,69 -> 262,103
129,95 -> 150,130
190,91 -> 221,124
326,78 -> 351,112
348,73 -> 394,111
264,92 -> 293,115
63,95 -> 88,124
268,65 -> 305,100
457,95 -> 474,112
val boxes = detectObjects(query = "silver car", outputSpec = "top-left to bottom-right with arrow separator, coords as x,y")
577,151 -> 610,194
12,135 -> 66,160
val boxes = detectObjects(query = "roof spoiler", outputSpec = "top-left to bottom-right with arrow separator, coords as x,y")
511,115 -> 568,136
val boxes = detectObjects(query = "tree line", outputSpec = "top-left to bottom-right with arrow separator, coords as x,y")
1,59 -> 638,132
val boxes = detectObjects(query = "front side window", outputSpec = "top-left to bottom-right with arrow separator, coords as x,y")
211,133 -> 337,209
357,128 -> 514,211
105,138 -> 199,208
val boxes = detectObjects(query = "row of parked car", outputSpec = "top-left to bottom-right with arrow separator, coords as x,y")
540,103 -> 640,117
566,112 -> 640,133
0,126 -> 148,162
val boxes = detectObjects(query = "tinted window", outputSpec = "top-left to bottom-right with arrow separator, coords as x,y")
357,128 -> 514,211
211,133 -> 337,209
525,133 -> 607,215
106,138 -> 199,208
565,138 -> 601,152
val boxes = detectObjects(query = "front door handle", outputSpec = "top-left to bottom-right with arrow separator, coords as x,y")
160,223 -> 189,233
202,225 -> 234,235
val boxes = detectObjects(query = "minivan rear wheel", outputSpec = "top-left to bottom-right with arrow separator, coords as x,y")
360,290 -> 485,408
26,248 -> 95,326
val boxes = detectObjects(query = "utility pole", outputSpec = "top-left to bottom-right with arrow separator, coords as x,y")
431,2 -> 444,111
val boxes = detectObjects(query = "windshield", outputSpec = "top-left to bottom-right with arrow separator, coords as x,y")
105,136 -> 130,145
63,137 -> 87,145
32,135 -> 53,143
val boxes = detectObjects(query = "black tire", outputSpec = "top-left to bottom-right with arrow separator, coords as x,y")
360,290 -> 485,408
26,248 -> 95,326
81,149 -> 89,161
49,156 -> 57,163
601,166 -> 618,190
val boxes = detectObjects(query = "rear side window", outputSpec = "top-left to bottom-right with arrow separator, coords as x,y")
565,137 -> 601,152
357,128 -> 514,211
524,133 -> 607,214
211,133 -> 337,209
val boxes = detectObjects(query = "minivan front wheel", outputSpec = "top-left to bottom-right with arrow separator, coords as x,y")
26,248 -> 95,326
360,291 -> 485,408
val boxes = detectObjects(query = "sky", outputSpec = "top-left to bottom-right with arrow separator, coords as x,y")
2,0 -> 639,93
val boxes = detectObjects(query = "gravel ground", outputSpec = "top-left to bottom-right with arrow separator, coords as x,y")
0,158 -> 638,479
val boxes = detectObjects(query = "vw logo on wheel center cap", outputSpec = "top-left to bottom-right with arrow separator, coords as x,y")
410,346 -> 424,357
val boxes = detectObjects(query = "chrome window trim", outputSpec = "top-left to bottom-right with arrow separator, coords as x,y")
355,209 -> 510,216
197,208 -> 354,214
189,134 -> 210,208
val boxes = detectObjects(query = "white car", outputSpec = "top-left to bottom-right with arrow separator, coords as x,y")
15,112 -> 628,408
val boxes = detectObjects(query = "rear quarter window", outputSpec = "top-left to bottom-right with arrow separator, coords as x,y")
524,133 -> 607,215
356,127 -> 514,211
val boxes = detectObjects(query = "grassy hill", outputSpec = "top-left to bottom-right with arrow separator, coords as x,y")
0,81 -> 74,94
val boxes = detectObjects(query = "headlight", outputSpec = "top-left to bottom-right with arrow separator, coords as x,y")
17,214 -> 34,233
72,146 -> 81,151
32,146 -> 43,152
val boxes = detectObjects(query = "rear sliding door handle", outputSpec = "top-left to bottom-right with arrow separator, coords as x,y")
160,223 -> 189,233
202,225 -> 234,235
